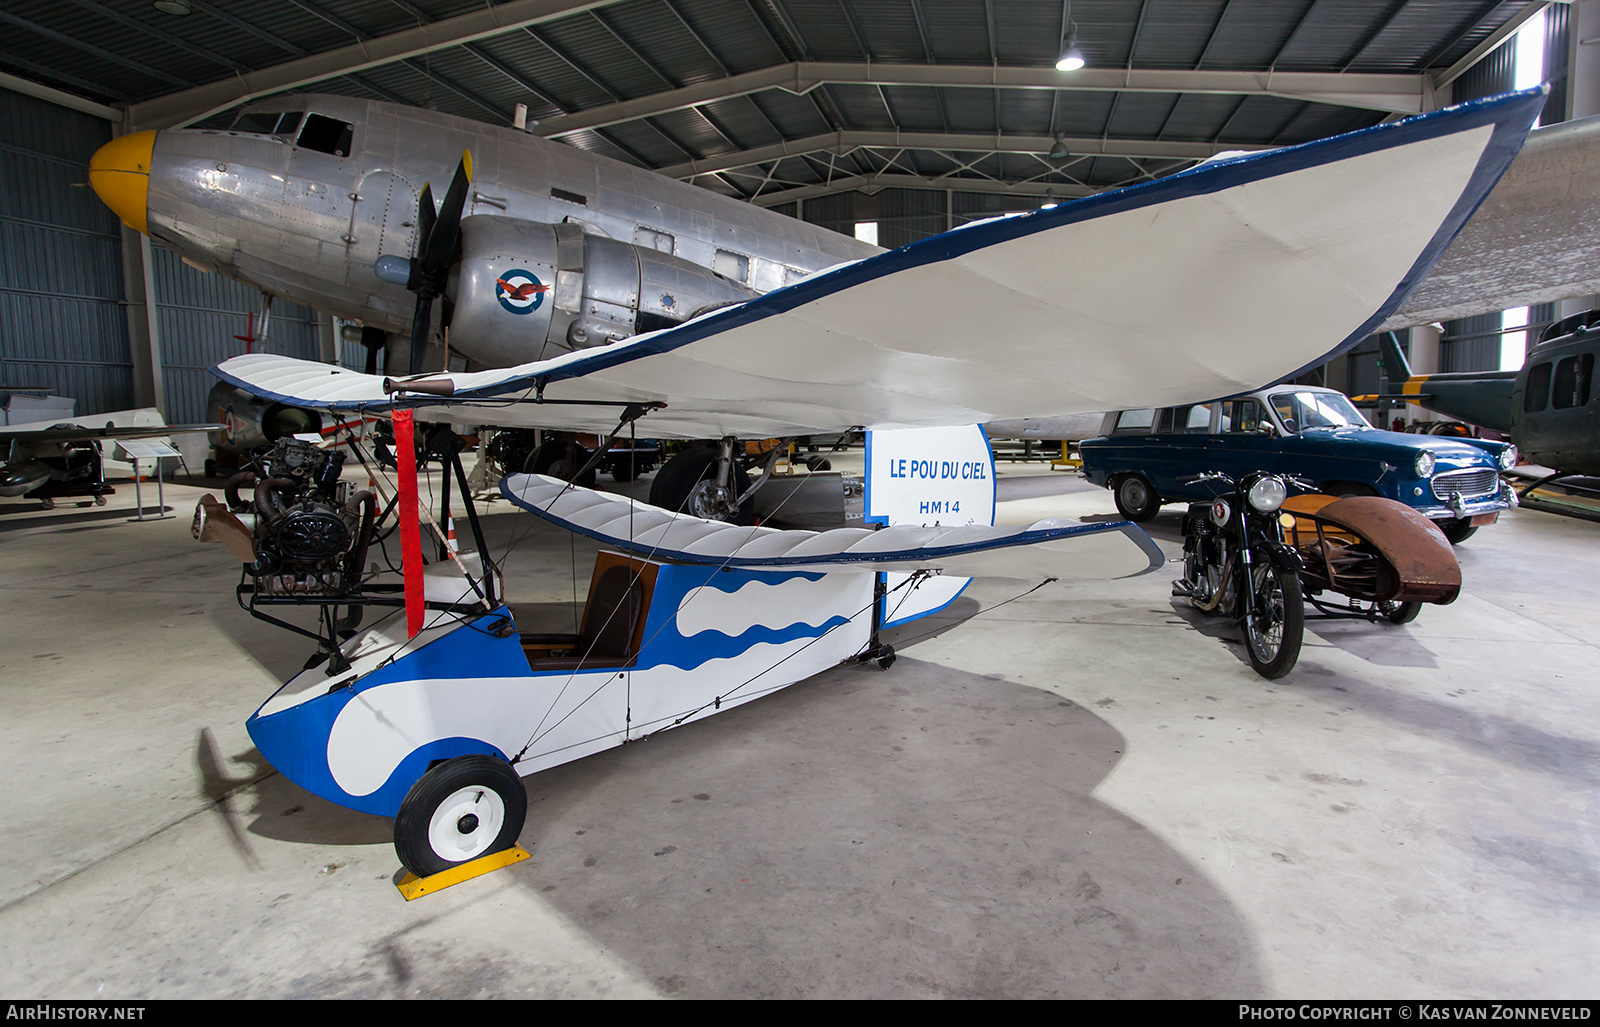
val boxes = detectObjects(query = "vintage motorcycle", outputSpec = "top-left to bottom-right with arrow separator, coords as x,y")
1172,470 -> 1306,679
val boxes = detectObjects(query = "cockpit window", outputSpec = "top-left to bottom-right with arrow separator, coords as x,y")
232,111 -> 303,136
234,112 -> 281,133
1269,391 -> 1369,433
297,113 -> 354,158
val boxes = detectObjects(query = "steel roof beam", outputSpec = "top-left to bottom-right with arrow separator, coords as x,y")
655,129 -> 1262,179
1432,1 -> 1553,90
535,61 -> 1430,138
746,173 -> 1097,207
0,68 -> 125,117
127,0 -> 615,129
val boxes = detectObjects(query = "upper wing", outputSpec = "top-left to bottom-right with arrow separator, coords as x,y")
1381,113 -> 1600,331
215,90 -> 1544,440
501,473 -> 1163,580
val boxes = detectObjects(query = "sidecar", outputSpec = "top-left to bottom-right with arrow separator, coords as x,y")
1280,494 -> 1462,623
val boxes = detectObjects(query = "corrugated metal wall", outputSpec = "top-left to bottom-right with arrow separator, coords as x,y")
0,89 -> 132,415
150,246 -> 321,425
797,192 -> 857,239
876,188 -> 947,248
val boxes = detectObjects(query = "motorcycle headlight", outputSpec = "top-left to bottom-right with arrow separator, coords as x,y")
1499,445 -> 1517,471
1413,449 -> 1435,478
1246,475 -> 1287,514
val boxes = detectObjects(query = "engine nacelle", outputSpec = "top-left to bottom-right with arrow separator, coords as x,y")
207,382 -> 323,458
448,215 -> 759,368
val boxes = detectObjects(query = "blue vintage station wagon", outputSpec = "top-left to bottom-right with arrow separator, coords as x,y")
1079,386 -> 1518,543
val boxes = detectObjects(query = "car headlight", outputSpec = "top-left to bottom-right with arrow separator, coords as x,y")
1413,449 -> 1435,477
1246,475 -> 1287,513
1499,445 -> 1517,471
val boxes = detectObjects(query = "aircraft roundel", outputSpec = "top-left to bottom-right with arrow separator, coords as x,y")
495,269 -> 548,315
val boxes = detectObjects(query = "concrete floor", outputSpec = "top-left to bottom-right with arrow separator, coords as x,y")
1,457 -> 1597,999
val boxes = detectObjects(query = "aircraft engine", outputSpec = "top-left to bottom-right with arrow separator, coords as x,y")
447,215 -> 760,368
196,436 -> 376,597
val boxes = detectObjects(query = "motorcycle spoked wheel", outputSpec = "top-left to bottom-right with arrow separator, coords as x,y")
1242,563 -> 1304,679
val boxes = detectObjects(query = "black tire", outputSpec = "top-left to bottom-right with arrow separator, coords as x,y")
1112,474 -> 1160,522
1439,518 -> 1477,545
1379,600 -> 1421,624
393,755 -> 527,878
649,446 -> 751,522
203,457 -> 218,479
610,450 -> 639,483
1243,563 -> 1303,679
525,440 -> 595,488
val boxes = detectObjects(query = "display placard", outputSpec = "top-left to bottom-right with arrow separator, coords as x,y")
113,438 -> 181,461
864,425 -> 995,628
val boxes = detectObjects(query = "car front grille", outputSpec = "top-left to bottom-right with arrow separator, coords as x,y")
1431,468 -> 1499,501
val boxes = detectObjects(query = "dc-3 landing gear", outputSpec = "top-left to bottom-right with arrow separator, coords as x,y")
650,439 -> 751,521
648,435 -> 806,523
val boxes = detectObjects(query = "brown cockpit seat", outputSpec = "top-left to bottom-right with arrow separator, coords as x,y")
521,553 -> 656,671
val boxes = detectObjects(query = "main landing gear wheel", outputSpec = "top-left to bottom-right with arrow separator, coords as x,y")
1113,474 -> 1160,522
393,755 -> 527,878
649,446 -> 751,523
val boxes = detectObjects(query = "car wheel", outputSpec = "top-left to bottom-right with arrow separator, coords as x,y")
1439,517 -> 1477,545
1113,474 -> 1160,522
393,755 -> 527,878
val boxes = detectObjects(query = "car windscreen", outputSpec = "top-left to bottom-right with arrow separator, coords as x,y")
1268,391 -> 1370,433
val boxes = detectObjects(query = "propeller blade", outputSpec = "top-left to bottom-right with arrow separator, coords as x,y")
415,181 -> 436,258
409,295 -> 433,375
420,152 -> 472,275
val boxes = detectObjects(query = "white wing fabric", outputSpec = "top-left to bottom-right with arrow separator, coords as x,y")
501,474 -> 1162,580
215,91 -> 1545,440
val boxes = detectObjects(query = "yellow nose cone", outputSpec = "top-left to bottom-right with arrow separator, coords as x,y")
89,131 -> 156,235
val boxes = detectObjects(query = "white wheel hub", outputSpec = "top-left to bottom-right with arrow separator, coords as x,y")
426,785 -> 505,864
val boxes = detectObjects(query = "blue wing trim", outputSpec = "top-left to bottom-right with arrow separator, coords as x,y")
450,88 -> 1545,399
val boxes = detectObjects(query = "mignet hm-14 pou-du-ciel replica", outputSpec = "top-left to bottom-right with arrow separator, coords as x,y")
172,90 -> 1548,880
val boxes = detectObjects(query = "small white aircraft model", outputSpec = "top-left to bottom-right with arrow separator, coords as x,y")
207,89 -> 1544,879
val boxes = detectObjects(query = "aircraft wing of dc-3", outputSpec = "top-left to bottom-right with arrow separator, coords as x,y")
157,90 -> 1558,881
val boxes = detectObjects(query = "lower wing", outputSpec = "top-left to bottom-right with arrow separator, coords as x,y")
502,473 -> 1164,580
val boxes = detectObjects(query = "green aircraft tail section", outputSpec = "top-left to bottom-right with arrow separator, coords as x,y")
1380,332 -> 1516,434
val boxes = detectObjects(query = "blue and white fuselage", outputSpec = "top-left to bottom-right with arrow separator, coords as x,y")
248,559 -> 873,817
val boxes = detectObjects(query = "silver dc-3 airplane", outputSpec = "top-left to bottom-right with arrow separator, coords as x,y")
88,92 -> 877,382
158,90 -> 1572,879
